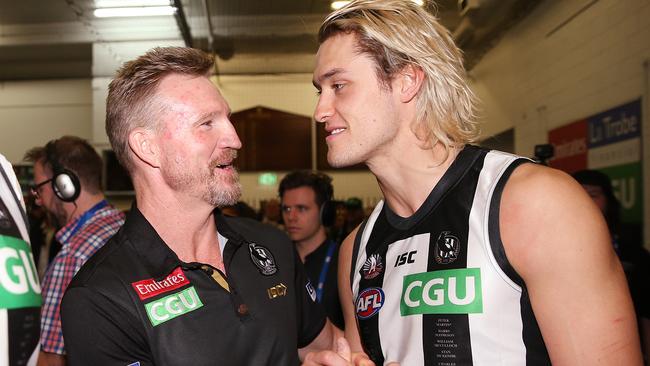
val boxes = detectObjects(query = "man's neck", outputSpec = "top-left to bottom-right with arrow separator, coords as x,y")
64,191 -> 106,225
369,141 -> 462,218
134,179 -> 223,270
296,227 -> 327,262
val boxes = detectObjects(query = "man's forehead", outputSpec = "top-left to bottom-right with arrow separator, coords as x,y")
314,33 -> 368,82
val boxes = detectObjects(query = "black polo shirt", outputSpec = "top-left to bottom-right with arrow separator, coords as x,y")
303,239 -> 344,329
61,207 -> 326,366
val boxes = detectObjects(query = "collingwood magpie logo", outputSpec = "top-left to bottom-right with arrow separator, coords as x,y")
248,243 -> 277,275
435,231 -> 460,264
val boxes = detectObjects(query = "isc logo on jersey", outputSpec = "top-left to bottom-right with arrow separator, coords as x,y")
356,287 -> 385,319
0,235 -> 41,309
400,268 -> 482,316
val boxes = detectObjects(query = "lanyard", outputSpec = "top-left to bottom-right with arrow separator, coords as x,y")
66,200 -> 109,238
316,240 -> 337,303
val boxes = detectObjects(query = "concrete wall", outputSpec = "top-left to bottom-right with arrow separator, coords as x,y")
0,79 -> 92,163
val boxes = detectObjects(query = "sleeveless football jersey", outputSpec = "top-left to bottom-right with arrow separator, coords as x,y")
351,146 -> 551,366
0,155 -> 40,366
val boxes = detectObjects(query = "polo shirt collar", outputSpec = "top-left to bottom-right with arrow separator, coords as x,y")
124,204 -> 247,281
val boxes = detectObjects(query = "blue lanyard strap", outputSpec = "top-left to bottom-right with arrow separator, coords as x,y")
316,240 -> 337,303
67,200 -> 109,238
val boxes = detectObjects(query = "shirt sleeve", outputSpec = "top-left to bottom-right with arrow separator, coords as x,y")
39,252 -> 79,354
293,247 -> 327,348
61,285 -> 153,365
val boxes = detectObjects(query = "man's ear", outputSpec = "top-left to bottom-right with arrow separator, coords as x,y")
398,64 -> 425,103
128,128 -> 160,168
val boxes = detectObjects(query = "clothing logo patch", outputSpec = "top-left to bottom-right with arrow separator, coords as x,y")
394,250 -> 417,267
434,231 -> 460,264
131,267 -> 189,300
306,280 -> 317,302
127,362 -> 141,366
0,235 -> 42,309
400,268 -> 483,316
361,254 -> 384,280
248,243 -> 277,276
267,283 -> 287,299
145,286 -> 203,326
356,287 -> 385,319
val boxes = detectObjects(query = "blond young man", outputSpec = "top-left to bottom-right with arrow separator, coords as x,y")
304,1 -> 642,365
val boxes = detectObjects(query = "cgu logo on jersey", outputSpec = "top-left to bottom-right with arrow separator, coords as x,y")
131,267 -> 189,300
400,268 -> 482,316
145,286 -> 204,326
356,287 -> 385,319
0,235 -> 41,309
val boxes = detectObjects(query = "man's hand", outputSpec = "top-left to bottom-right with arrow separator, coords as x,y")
302,337 -> 375,366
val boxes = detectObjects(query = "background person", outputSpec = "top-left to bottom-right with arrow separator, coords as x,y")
305,0 -> 641,365
280,170 -> 344,329
60,46 -> 338,365
24,136 -> 125,366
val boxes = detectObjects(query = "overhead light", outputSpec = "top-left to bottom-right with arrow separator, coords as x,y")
331,0 -> 423,10
95,0 -> 171,7
330,1 -> 349,10
94,6 -> 176,18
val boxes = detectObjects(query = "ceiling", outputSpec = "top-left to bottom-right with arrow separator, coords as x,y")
0,0 -> 541,81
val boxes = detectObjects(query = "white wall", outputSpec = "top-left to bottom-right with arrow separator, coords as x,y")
0,79 -> 92,163
471,0 -> 650,245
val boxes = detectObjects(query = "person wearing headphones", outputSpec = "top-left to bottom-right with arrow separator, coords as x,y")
24,136 -> 125,366
279,170 -> 344,329
0,153 -> 40,366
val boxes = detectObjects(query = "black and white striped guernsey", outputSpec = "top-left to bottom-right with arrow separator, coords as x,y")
351,146 -> 551,365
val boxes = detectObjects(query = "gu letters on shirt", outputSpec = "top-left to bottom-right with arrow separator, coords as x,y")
131,267 -> 189,300
0,235 -> 41,309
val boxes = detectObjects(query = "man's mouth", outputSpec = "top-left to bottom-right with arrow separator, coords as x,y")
212,150 -> 238,169
330,128 -> 346,136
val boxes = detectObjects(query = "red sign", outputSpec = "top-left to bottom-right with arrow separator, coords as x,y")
131,267 -> 189,300
548,119 -> 588,173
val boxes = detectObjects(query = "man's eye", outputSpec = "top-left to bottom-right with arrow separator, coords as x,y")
333,83 -> 344,90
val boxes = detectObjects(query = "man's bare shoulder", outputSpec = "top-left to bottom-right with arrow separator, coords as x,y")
498,162 -> 612,274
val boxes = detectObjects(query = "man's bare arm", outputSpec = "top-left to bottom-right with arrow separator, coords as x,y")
501,163 -> 642,365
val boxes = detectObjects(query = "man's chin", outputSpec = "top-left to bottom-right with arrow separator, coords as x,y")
327,152 -> 363,168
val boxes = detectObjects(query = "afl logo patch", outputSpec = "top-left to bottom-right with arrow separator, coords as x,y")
356,287 -> 385,319
435,231 -> 460,264
248,243 -> 277,275
361,253 -> 384,280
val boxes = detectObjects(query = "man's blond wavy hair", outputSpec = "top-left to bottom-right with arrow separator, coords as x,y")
319,0 -> 480,156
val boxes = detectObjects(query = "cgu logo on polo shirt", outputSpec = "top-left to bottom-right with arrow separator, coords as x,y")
145,286 -> 204,326
0,235 -> 41,309
131,267 -> 189,300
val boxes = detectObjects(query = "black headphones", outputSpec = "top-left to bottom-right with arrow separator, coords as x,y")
44,140 -> 81,203
318,178 -> 336,228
